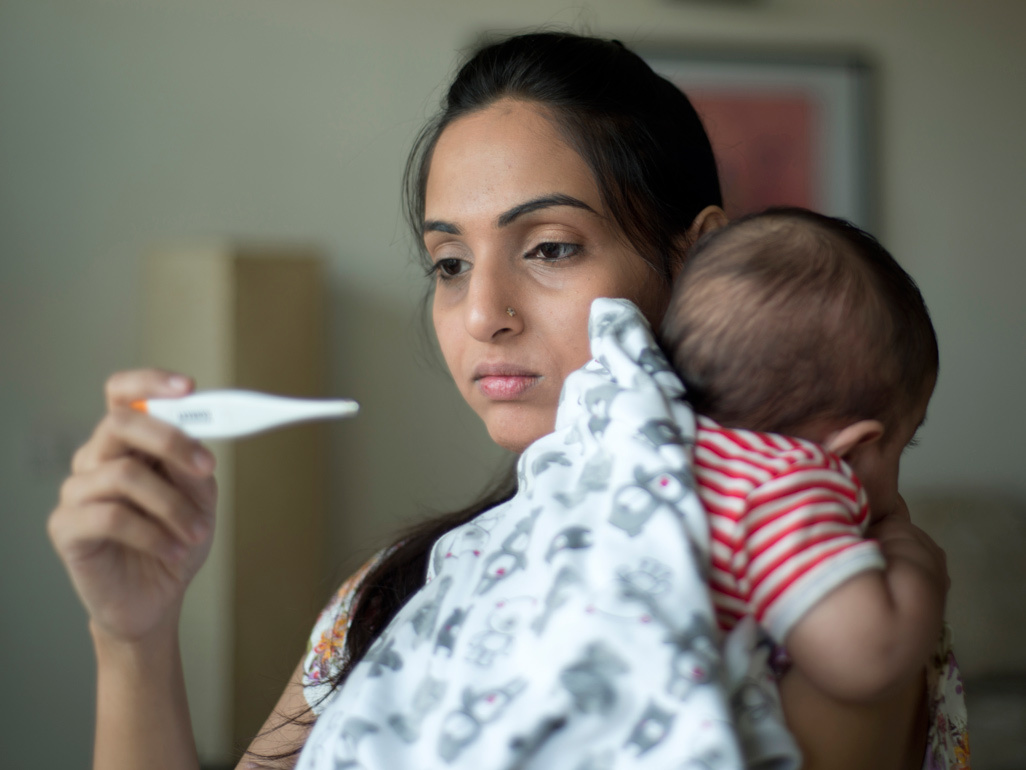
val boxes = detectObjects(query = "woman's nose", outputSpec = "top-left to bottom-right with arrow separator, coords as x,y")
464,258 -> 523,342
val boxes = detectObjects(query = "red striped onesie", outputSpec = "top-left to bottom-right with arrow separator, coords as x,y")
694,415 -> 886,642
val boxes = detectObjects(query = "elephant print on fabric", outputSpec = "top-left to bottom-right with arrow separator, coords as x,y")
532,565 -> 584,635
634,346 -> 681,393
519,451 -> 573,499
666,615 -> 721,701
559,642 -> 630,716
624,700 -> 676,757
544,526 -> 593,563
437,678 -> 528,762
326,716 -> 379,770
476,510 -> 540,595
466,597 -> 537,667
432,522 -> 492,577
387,675 -> 448,743
582,382 -> 624,437
588,302 -> 634,342
434,606 -> 469,657
505,715 -> 569,770
363,635 -> 403,678
532,451 -> 572,477
637,418 -> 688,453
611,561 -> 723,701
553,451 -> 613,509
409,576 -> 453,648
608,464 -> 693,537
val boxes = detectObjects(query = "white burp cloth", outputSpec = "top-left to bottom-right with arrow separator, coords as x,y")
297,298 -> 799,770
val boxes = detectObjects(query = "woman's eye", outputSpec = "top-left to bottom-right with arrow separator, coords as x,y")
431,257 -> 468,280
527,241 -> 580,261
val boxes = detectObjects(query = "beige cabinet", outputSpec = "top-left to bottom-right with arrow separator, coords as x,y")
143,246 -> 328,765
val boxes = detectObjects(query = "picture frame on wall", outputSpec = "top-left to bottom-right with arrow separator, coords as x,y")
641,47 -> 875,229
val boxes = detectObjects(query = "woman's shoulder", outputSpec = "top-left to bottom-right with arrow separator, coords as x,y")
300,546 -> 397,713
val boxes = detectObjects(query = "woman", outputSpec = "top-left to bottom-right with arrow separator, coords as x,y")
47,32 -> 965,769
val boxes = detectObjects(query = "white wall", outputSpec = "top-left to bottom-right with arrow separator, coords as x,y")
2,1 -> 1024,766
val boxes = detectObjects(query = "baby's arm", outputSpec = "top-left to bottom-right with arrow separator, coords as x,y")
783,501 -> 947,702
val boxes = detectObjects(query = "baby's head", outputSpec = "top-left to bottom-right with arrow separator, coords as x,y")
660,207 -> 938,518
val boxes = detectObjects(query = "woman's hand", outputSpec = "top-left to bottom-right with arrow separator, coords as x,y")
48,370 -> 219,643
866,495 -> 950,600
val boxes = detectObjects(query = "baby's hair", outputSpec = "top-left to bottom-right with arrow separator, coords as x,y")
660,207 -> 938,437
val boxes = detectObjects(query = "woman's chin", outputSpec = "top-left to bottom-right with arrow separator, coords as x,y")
485,409 -> 554,455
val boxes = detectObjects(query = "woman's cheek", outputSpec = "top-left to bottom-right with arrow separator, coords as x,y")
432,314 -> 463,382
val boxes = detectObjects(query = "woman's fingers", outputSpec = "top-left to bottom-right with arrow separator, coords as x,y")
890,494 -> 912,523
104,369 -> 193,411
868,509 -> 950,597
60,456 -> 211,549
49,499 -> 189,567
73,407 -> 215,480
911,523 -> 950,593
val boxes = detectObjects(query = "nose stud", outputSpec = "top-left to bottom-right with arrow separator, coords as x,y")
506,307 -> 516,318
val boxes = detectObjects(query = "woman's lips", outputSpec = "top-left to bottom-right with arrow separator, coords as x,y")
476,374 -> 540,400
473,365 -> 540,400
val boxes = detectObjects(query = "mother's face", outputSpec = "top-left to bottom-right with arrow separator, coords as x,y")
424,99 -> 673,453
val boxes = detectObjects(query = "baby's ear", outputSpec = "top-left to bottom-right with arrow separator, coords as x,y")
823,420 -> 885,458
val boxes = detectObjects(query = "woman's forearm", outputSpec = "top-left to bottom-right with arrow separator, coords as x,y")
781,663 -> 928,770
92,618 -> 200,770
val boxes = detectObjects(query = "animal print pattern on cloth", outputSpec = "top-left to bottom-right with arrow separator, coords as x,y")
296,298 -> 800,770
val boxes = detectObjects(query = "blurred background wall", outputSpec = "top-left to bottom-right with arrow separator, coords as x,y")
1,0 -> 1024,767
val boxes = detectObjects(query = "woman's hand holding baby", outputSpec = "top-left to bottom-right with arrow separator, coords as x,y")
48,369 -> 218,644
866,495 -> 950,601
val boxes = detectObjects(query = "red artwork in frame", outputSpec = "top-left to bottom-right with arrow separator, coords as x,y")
644,50 -> 872,228
686,90 -> 818,218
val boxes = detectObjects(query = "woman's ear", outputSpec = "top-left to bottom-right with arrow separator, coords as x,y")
672,206 -> 729,280
823,420 -> 885,458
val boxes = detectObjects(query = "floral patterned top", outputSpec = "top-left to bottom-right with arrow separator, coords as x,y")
301,550 -> 970,769
925,625 -> 971,769
301,549 -> 393,714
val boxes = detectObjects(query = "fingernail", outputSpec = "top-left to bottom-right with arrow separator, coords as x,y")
193,450 -> 215,473
169,375 -> 190,392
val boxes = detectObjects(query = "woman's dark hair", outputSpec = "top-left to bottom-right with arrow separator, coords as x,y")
247,30 -> 721,763
405,31 -> 721,281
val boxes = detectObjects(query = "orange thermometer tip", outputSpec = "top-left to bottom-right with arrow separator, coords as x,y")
130,400 -> 149,413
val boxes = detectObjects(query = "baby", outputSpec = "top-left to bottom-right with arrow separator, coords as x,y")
660,206 -> 945,702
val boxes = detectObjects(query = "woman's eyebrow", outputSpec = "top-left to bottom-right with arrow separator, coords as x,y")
497,194 -> 597,227
422,220 -> 461,236
421,193 -> 598,236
